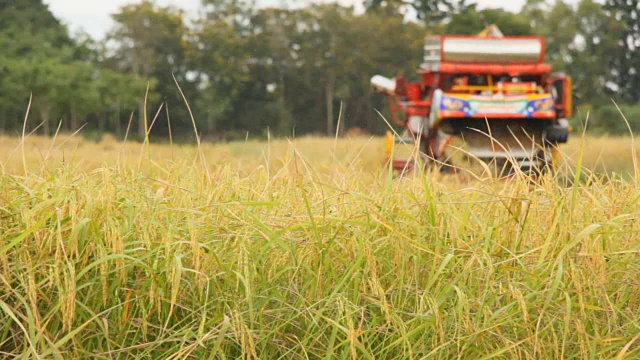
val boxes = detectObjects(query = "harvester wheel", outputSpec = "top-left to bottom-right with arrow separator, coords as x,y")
540,145 -> 559,175
438,157 -> 456,174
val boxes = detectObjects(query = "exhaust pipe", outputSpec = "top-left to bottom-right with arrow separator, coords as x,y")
370,75 -> 396,96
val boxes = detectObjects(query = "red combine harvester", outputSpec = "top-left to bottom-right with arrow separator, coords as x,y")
372,25 -> 572,176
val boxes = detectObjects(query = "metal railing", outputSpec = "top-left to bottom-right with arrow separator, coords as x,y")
450,83 -> 544,94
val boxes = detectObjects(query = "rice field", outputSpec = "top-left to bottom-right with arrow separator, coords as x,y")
0,132 -> 639,359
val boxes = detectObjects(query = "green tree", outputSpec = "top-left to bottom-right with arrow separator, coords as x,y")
603,0 -> 640,103
92,68 -> 148,136
521,0 -> 623,108
365,0 -> 468,26
569,0 -> 623,107
522,1 -> 577,73
444,7 -> 532,35
0,0 -> 80,133
189,1 -> 255,136
107,1 -> 187,138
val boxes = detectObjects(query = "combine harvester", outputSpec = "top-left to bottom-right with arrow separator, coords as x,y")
372,25 -> 573,176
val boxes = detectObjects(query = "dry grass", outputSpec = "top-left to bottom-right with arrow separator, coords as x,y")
561,135 -> 640,177
0,132 -> 639,359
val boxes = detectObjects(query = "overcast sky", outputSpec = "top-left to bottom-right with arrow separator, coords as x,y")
44,0 -> 550,40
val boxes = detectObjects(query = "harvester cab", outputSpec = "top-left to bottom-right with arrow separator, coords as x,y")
372,25 -> 573,176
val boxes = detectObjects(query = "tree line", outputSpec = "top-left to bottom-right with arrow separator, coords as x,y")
1,0 -> 639,140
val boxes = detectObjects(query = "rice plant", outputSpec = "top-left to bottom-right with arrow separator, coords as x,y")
0,132 -> 638,359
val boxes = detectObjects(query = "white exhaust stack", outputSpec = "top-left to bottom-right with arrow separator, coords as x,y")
370,75 -> 396,96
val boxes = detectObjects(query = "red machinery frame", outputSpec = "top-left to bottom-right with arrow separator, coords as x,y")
378,31 -> 572,173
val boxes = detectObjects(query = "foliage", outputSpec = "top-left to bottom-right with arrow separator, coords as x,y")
0,0 -> 147,136
442,7 -> 532,38
366,0 -> 468,26
1,0 -> 640,138
585,103 -> 640,135
106,1 -> 189,139
603,0 -> 640,103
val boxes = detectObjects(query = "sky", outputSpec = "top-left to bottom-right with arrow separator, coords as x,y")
44,0 -> 547,40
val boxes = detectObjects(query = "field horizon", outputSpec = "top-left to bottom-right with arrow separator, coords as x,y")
1,131 -> 639,176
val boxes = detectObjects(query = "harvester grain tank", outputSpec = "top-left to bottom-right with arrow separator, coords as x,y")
372,25 -> 573,175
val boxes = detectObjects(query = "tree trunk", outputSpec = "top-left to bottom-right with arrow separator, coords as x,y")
41,107 -> 50,137
325,80 -> 335,136
99,111 -> 106,134
207,112 -> 216,134
0,110 -> 5,134
338,100 -> 346,137
366,98 -> 375,134
138,99 -> 146,140
70,102 -> 78,131
316,91 -> 323,132
115,99 -> 122,138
